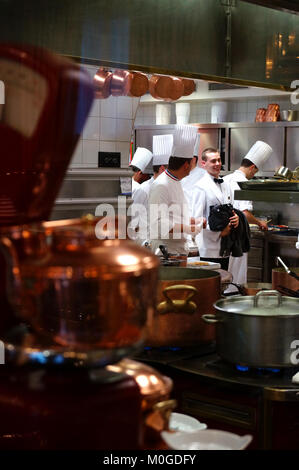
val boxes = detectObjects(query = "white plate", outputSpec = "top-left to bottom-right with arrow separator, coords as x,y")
187,257 -> 221,270
162,429 -> 252,451
169,413 -> 207,433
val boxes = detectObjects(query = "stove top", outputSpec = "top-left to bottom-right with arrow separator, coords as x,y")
169,353 -> 299,392
134,345 -> 299,394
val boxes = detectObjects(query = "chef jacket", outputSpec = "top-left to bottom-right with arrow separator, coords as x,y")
191,172 -> 233,258
131,177 -> 154,244
132,179 -> 140,199
223,169 -> 252,289
148,171 -> 190,255
181,166 -> 206,209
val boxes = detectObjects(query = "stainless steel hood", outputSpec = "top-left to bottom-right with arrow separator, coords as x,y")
0,0 -> 298,90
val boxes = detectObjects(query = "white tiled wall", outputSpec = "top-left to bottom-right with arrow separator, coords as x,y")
69,65 -> 140,168
135,96 -> 299,126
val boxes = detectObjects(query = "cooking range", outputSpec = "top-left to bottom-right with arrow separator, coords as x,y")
135,344 -> 299,450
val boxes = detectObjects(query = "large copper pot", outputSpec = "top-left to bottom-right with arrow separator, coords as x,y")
0,217 -> 159,357
145,267 -> 221,347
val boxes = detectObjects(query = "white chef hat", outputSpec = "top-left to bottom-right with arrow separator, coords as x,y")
152,134 -> 173,166
244,141 -> 273,169
171,125 -> 198,158
193,133 -> 201,157
130,147 -> 153,172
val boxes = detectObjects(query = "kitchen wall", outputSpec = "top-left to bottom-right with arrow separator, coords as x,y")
69,65 -> 140,169
135,95 -> 299,126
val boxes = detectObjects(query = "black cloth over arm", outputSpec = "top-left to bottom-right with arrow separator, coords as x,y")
208,204 -> 250,258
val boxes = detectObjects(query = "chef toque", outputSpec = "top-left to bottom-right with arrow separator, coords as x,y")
130,147 -> 153,172
244,141 -> 273,169
152,134 -> 173,166
193,133 -> 201,157
171,125 -> 198,159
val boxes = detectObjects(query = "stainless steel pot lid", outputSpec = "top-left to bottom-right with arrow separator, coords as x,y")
214,290 -> 299,317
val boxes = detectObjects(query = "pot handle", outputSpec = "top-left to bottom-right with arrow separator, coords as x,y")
157,284 -> 198,315
253,289 -> 282,308
202,314 -> 220,324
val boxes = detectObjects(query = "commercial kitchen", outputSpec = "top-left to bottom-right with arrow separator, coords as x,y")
0,0 -> 299,452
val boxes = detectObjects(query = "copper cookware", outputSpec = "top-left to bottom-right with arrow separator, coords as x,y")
0,217 -> 159,355
164,77 -> 184,102
110,69 -> 133,96
182,78 -> 196,96
145,267 -> 221,347
149,75 -> 173,100
127,72 -> 149,97
93,68 -> 112,99
272,267 -> 299,293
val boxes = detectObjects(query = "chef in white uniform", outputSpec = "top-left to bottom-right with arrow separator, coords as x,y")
181,133 -> 206,209
191,147 -> 239,270
148,125 -> 204,255
223,140 -> 273,289
132,134 -> 173,244
129,147 -> 153,198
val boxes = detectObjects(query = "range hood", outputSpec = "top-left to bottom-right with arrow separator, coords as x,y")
0,0 -> 298,91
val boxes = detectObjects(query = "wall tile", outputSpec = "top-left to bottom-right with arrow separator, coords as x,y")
116,141 -> 131,168
89,99 -> 100,117
99,141 -> 117,152
100,117 -> 117,141
83,116 -> 100,140
116,118 -> 133,142
116,96 -> 133,118
100,96 -> 117,118
82,140 -> 100,167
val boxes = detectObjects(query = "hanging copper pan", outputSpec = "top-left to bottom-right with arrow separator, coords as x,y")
127,72 -> 149,97
93,68 -> 112,99
110,69 -> 133,96
164,77 -> 184,102
182,78 -> 196,96
149,75 -> 172,100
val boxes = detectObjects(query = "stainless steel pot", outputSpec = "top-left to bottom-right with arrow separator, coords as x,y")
203,290 -> 299,368
145,266 -> 221,347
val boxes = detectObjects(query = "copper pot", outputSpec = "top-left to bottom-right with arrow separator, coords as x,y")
164,77 -> 184,102
127,72 -> 149,97
145,267 -> 221,347
181,78 -> 196,96
149,75 -> 173,100
0,217 -> 159,356
93,68 -> 112,99
110,69 -> 133,96
272,267 -> 299,293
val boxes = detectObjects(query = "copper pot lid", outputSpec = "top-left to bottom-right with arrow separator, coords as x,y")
107,358 -> 172,403
93,68 -> 112,99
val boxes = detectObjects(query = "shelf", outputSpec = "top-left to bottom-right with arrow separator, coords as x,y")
234,190 -> 299,203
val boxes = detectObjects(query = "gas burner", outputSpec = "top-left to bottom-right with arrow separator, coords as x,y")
235,364 -> 281,374
133,343 -> 216,366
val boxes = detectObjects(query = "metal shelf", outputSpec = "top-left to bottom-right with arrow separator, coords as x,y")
234,190 -> 299,203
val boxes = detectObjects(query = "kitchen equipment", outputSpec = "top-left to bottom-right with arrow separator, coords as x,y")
110,69 -> 133,96
203,290 -> 299,368
272,267 -> 299,293
181,79 -> 196,96
127,71 -> 149,97
164,77 -> 184,102
255,107 -> 266,122
274,166 -> 293,180
0,217 -> 159,353
0,44 -> 163,450
0,43 -> 94,226
276,256 -> 299,281
162,429 -> 252,450
168,412 -> 207,433
265,103 -> 280,122
280,110 -> 299,121
237,179 -> 299,190
107,358 -> 175,444
145,267 -> 221,347
149,75 -> 172,100
93,68 -> 112,99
